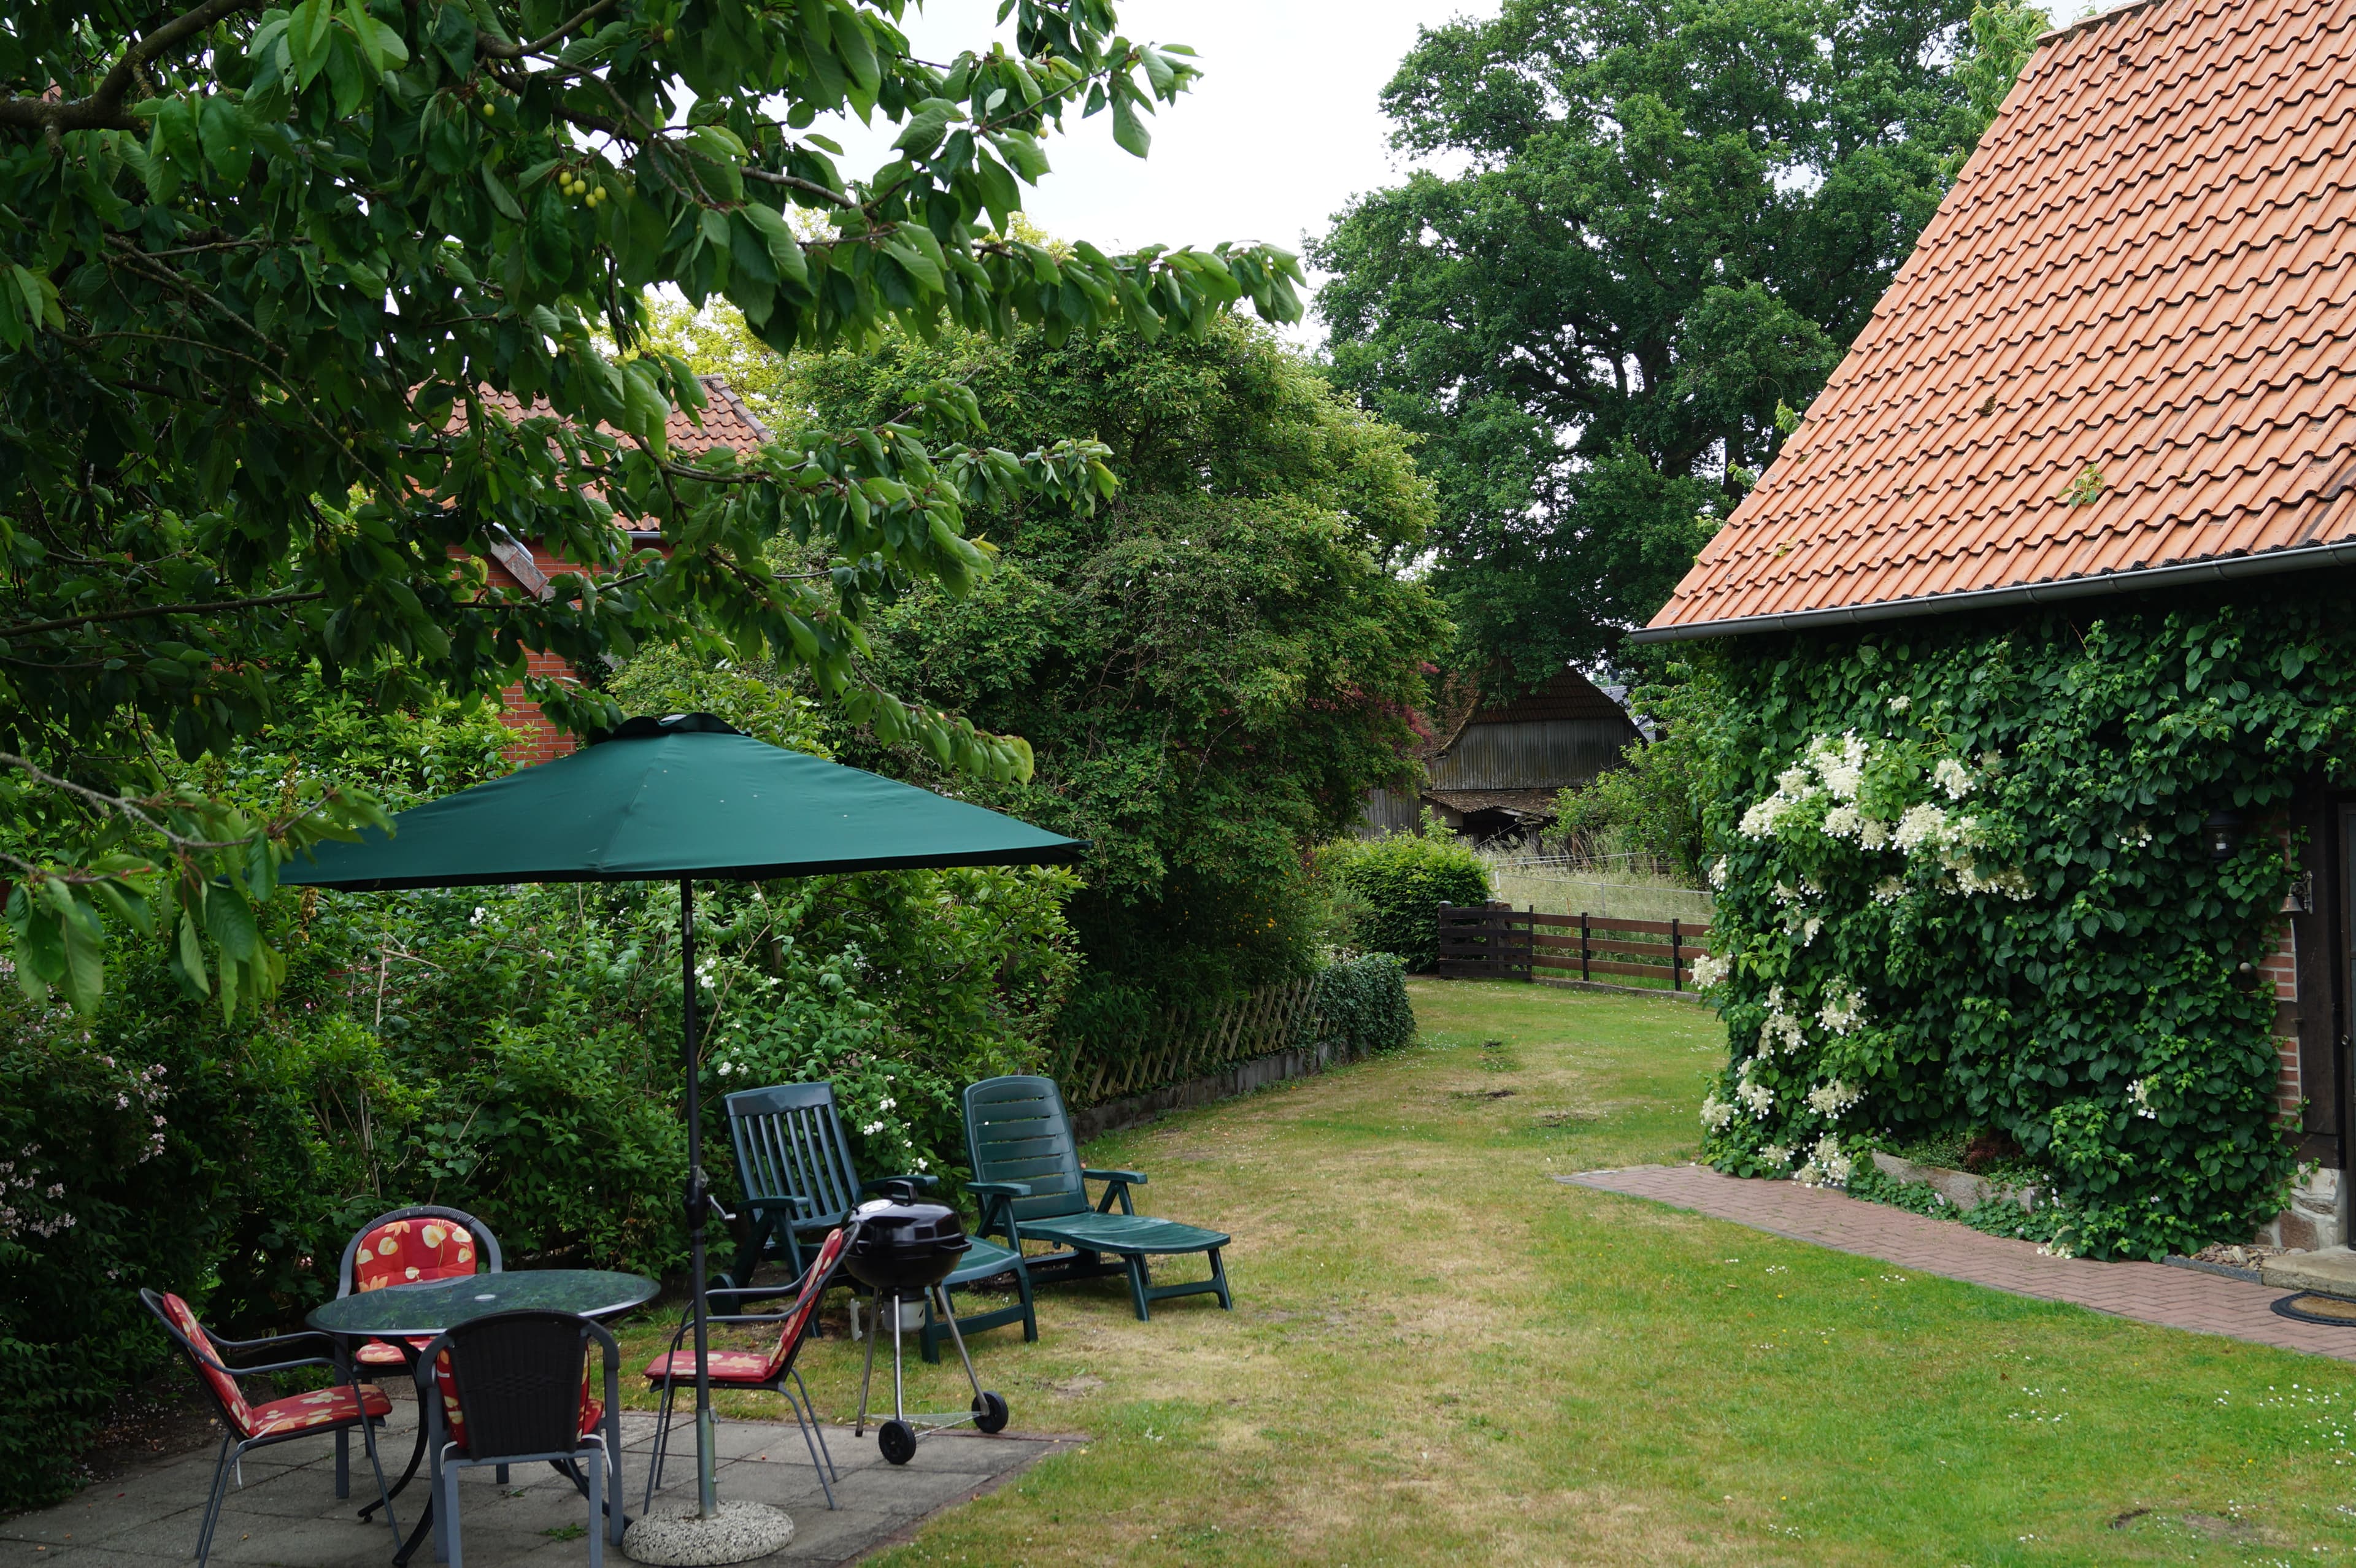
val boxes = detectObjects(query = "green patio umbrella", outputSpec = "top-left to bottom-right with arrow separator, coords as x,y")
287,712 -> 1082,1544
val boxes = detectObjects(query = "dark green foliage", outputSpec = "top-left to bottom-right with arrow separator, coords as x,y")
757,318 -> 1449,1037
1314,953 -> 1417,1057
1323,828 -> 1493,971
1312,0 -> 2047,681
1550,656 -> 1724,879
1694,580 -> 2356,1258
2,0 -> 1301,1013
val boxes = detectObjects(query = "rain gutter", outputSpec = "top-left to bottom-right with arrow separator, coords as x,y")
1627,538 -> 2356,644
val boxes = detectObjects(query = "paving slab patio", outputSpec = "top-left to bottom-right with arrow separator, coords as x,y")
0,1400 -> 1077,1567
1563,1163 -> 2356,1362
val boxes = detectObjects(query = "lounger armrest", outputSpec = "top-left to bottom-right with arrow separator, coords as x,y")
1084,1168 -> 1146,1214
964,1181 -> 1031,1244
744,1193 -> 817,1218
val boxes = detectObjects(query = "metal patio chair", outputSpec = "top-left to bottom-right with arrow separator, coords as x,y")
417,1310 -> 623,1567
141,1289 -> 402,1568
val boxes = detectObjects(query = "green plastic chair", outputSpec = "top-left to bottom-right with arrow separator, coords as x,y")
723,1080 -> 1036,1362
962,1075 -> 1233,1321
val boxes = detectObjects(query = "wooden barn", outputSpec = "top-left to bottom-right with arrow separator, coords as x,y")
1364,667 -> 1643,842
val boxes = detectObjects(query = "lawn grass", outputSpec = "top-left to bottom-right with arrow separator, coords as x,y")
611,980 -> 2356,1564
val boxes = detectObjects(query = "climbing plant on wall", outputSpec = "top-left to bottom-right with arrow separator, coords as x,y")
1688,583 -> 2356,1260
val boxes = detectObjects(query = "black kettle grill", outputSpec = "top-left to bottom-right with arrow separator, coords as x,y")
844,1185 -> 1009,1464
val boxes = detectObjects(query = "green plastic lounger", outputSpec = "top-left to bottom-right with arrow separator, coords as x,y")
723,1080 -> 1036,1363
962,1074 -> 1233,1321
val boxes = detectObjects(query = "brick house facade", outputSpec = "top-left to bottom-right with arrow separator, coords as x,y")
475,376 -> 770,763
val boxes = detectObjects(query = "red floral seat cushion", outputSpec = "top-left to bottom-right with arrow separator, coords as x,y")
642,1228 -> 844,1389
641,1348 -> 777,1385
353,1218 -> 479,1291
248,1383 -> 393,1439
156,1293 -> 390,1442
355,1335 -> 433,1367
157,1293 -> 253,1435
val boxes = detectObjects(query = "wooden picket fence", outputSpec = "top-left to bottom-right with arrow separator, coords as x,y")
1436,901 -> 1709,990
1053,974 -> 1328,1108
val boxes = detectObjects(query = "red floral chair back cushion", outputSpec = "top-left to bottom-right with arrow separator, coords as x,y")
353,1217 -> 479,1292
763,1228 -> 846,1380
159,1293 -> 253,1437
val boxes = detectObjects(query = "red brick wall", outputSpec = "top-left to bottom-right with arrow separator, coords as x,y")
2262,920 -> 2300,1124
482,544 -> 583,766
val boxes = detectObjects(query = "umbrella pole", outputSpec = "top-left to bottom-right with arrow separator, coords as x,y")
680,878 -> 717,1520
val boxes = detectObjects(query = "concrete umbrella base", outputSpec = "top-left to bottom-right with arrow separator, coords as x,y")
622,1501 -> 794,1565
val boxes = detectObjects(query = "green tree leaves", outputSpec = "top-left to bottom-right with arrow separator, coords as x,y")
0,0 -> 1299,1012
1313,0 -> 2043,685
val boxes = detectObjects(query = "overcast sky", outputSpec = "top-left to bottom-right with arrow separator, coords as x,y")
817,1 -> 1504,339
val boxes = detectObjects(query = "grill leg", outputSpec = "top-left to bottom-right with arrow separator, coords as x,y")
889,1292 -> 906,1423
932,1284 -> 985,1402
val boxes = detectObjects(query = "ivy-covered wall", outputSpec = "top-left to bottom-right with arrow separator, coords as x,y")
1690,578 -> 2356,1259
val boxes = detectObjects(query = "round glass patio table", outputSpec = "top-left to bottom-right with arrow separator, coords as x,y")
307,1270 -> 658,1565
306,1269 -> 657,1339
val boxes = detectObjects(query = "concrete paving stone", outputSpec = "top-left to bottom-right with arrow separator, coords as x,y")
811,1463 -> 1006,1518
1565,1165 -> 2356,1364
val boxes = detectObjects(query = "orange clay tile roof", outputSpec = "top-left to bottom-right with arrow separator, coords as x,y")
1639,0 -> 2356,640
474,374 -> 769,461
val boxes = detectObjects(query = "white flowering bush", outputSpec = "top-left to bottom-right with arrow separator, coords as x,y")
1691,602 -> 2329,1260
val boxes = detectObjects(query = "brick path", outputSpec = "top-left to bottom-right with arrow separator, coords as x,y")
1562,1163 -> 2356,1362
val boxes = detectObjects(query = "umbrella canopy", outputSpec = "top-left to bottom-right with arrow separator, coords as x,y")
286,712 -> 1081,890
285,712 -> 1082,1531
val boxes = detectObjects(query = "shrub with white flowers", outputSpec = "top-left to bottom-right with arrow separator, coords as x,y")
1685,597 -> 2334,1259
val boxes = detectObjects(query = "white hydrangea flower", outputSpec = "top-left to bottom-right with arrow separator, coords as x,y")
1777,765 -> 1812,797
1736,1056 -> 1777,1116
1952,859 -> 2035,900
1808,732 -> 1869,802
1760,1142 -> 1792,1167
1701,1093 -> 1735,1131
1709,856 -> 1730,889
1822,805 -> 1861,840
1800,916 -> 1823,946
1793,1134 -> 1853,1187
1859,816 -> 1891,850
1773,880 -> 1801,905
1817,981 -> 1866,1036
1761,1010 -> 1807,1055
1933,758 -> 1974,800
1806,1080 -> 1861,1117
2128,1078 -> 2157,1120
1741,796 -> 1791,838
1893,802 -> 1950,852
1887,694 -> 1911,713
1688,953 -> 1731,989
1871,876 -> 1906,904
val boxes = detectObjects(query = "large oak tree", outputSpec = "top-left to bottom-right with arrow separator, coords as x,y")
1312,0 -> 2044,686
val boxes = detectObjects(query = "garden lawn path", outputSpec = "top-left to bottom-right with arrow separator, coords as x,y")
1563,1163 -> 2356,1359
683,978 -> 2356,1565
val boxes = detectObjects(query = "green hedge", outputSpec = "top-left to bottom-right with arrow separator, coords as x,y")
1323,828 -> 1491,970
1315,953 -> 1415,1056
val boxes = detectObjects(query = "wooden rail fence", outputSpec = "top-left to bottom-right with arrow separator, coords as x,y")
1435,902 -> 1709,990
